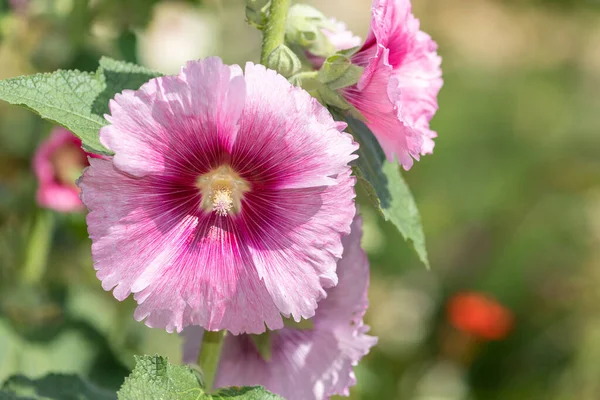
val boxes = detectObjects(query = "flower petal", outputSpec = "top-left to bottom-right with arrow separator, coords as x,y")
79,158 -> 282,334
242,169 -> 356,322
344,45 -> 421,169
234,63 -> 358,190
205,215 -> 377,400
100,57 -> 246,177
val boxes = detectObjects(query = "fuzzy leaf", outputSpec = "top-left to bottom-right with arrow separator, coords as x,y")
345,116 -> 430,268
0,58 -> 161,156
0,70 -> 108,155
118,355 -> 283,400
1,373 -> 116,400
117,355 -> 202,400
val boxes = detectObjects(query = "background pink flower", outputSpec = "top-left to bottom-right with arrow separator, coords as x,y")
342,0 -> 442,170
183,215 -> 377,400
33,127 -> 91,213
78,58 -> 358,335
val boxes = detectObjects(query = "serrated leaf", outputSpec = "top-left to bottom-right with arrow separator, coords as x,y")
345,116 -> 430,268
117,355 -> 283,400
0,70 -> 108,155
117,355 -> 202,400
1,374 -> 116,400
0,58 -> 161,156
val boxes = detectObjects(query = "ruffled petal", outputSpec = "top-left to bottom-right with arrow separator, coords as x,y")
100,57 -> 246,177
234,63 -> 357,190
344,0 -> 442,167
192,215 -> 377,400
241,169 -> 356,322
344,45 -> 421,169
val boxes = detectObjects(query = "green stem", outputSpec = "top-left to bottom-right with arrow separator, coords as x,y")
260,0 -> 291,65
197,330 -> 226,393
21,210 -> 54,285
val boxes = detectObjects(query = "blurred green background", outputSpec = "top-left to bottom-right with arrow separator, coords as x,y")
1,0 -> 599,399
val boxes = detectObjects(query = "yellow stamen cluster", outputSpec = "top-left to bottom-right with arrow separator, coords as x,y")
196,165 -> 250,217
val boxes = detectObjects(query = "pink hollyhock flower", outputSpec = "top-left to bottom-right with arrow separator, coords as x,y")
78,58 -> 358,334
33,127 -> 93,213
342,0 -> 442,170
182,216 -> 377,400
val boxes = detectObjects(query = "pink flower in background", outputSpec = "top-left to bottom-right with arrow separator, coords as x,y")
323,20 -> 362,54
9,0 -> 28,13
183,216 -> 377,400
33,127 -> 91,213
306,19 -> 362,69
78,58 -> 358,335
342,0 -> 442,170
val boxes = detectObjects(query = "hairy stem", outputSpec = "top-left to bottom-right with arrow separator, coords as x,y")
197,330 -> 226,392
260,0 -> 291,66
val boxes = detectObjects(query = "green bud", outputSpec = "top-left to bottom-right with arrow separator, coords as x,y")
266,44 -> 302,77
246,0 -> 271,30
285,4 -> 335,57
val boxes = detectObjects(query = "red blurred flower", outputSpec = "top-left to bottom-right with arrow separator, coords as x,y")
447,292 -> 514,341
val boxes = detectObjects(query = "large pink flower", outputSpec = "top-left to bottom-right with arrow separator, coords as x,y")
342,0 -> 442,170
33,127 -> 92,213
78,58 -> 358,334
183,216 -> 377,400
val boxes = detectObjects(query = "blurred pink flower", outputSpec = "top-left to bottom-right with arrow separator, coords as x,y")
78,58 -> 358,335
306,19 -> 362,69
342,0 -> 442,170
323,20 -> 362,53
9,0 -> 28,13
33,127 -> 91,213
183,216 -> 377,400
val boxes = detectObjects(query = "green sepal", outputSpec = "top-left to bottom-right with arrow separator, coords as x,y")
266,44 -> 302,77
318,54 -> 364,90
249,331 -> 272,362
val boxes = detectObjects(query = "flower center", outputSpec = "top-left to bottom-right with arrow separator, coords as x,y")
196,165 -> 250,217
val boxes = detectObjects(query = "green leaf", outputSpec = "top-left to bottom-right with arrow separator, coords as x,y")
0,57 -> 161,156
117,355 -> 202,400
118,355 -> 283,400
212,386 -> 284,399
0,69 -> 108,155
345,116 -> 430,268
1,373 -> 116,400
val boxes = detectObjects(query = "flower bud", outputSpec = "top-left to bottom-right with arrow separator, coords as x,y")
265,44 -> 301,77
285,4 -> 335,57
